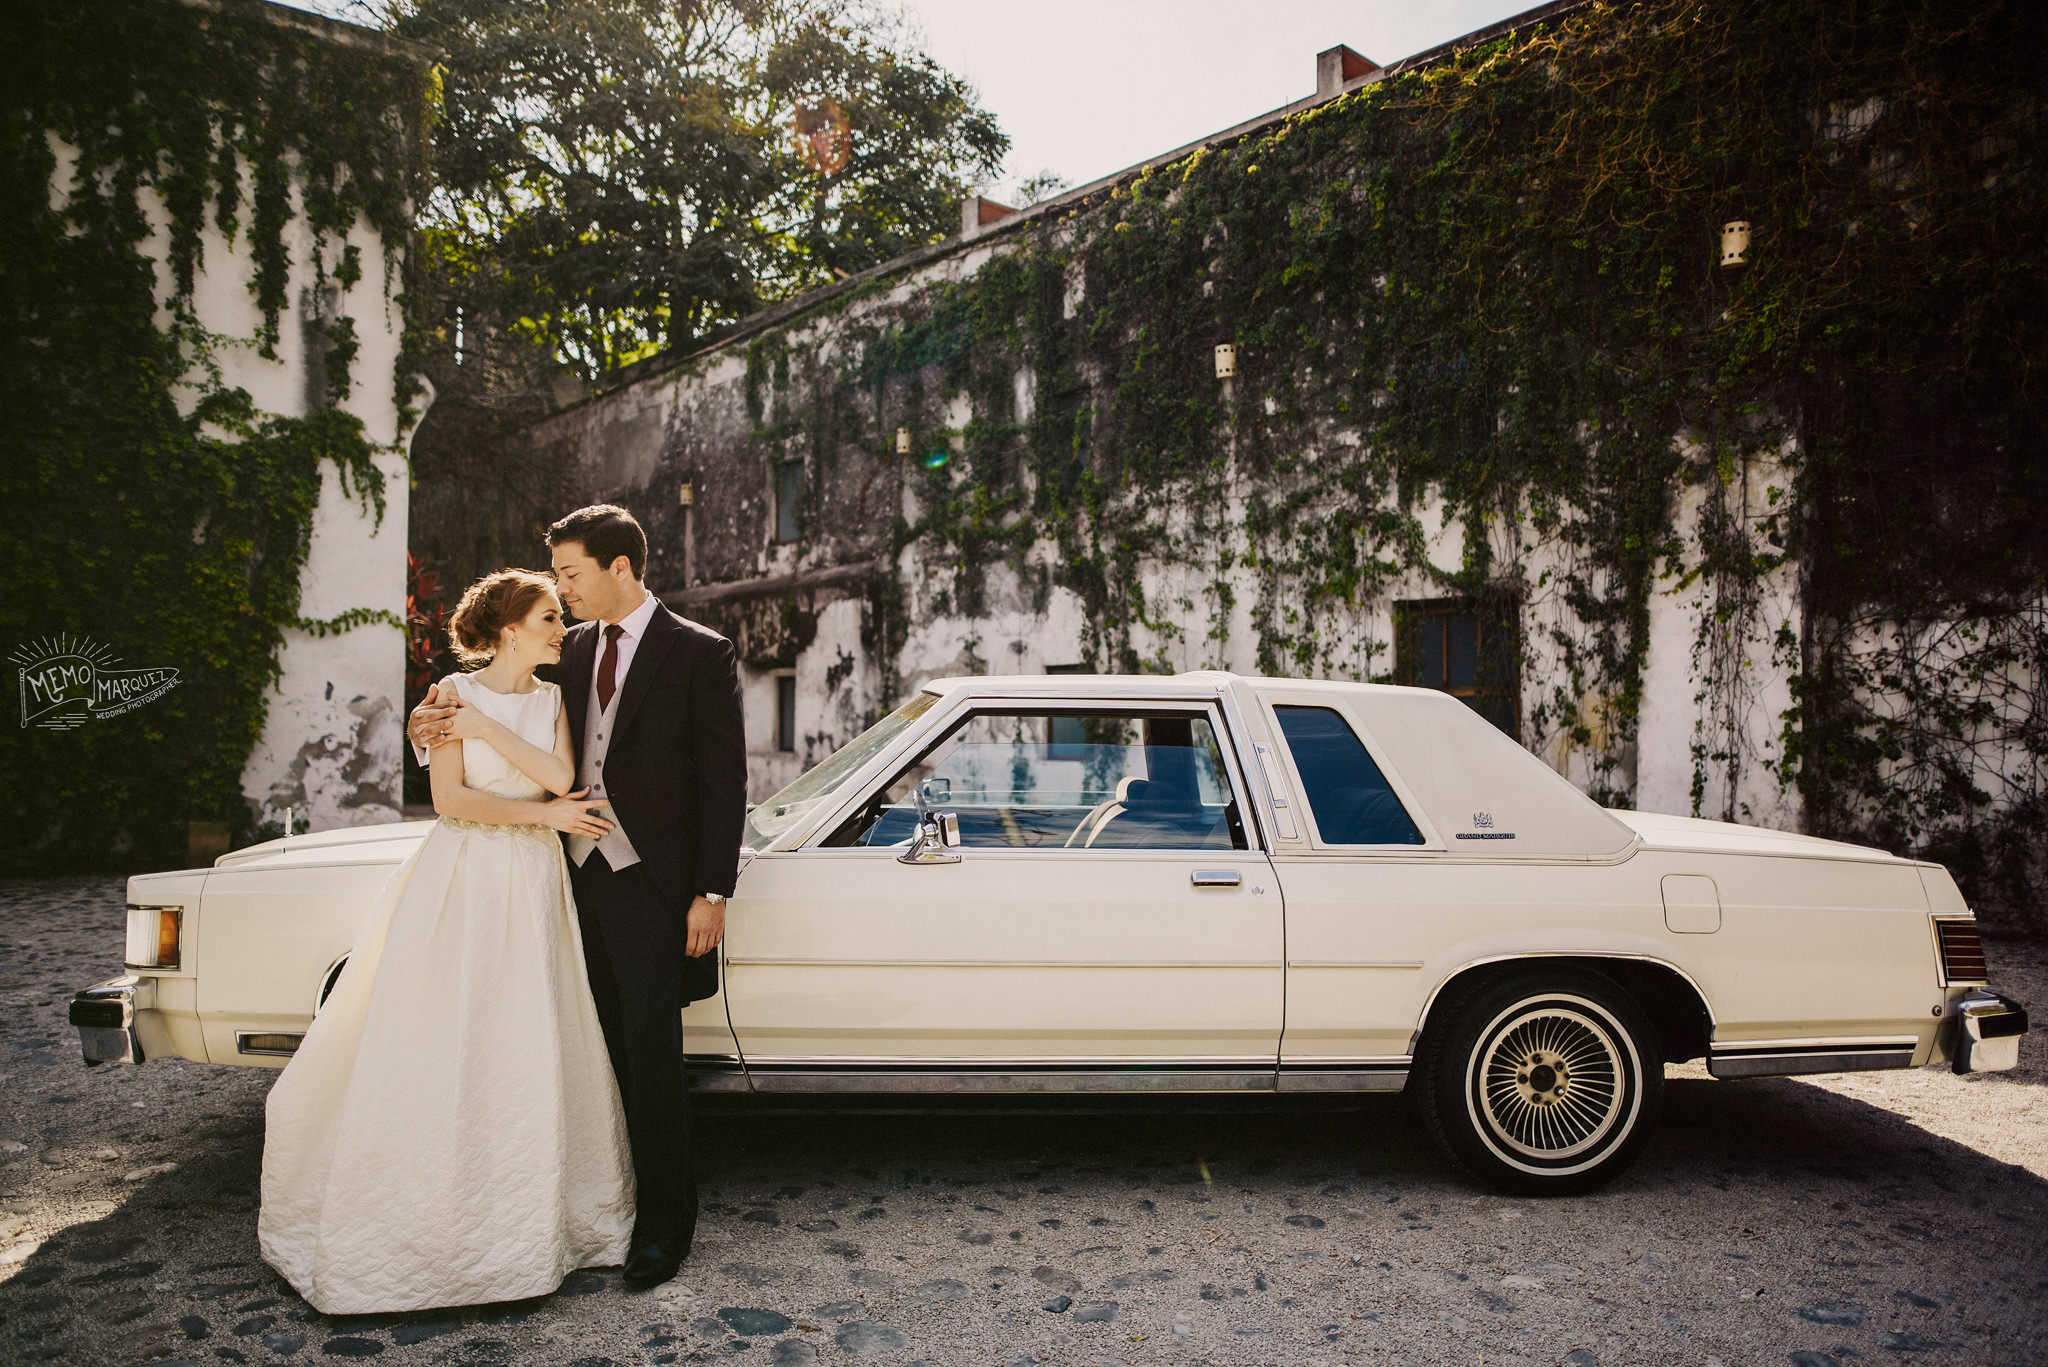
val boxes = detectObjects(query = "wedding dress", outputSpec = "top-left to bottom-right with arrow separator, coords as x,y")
259,675 -> 633,1313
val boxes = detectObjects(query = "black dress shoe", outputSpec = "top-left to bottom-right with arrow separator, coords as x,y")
622,1236 -> 688,1288
623,1175 -> 700,1288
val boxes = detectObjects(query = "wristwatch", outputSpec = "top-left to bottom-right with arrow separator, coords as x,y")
700,892 -> 726,906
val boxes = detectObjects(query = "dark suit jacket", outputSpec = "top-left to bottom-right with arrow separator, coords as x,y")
560,599 -> 747,1003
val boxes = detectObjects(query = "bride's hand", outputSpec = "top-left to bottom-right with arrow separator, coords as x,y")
540,788 -> 613,838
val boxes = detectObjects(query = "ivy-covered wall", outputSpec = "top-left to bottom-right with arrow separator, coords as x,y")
495,0 -> 2044,931
2,0 -> 437,872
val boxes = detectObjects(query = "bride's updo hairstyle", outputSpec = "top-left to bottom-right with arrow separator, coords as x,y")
448,569 -> 557,666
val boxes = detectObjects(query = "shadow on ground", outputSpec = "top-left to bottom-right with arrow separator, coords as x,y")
5,1076 -> 2045,1365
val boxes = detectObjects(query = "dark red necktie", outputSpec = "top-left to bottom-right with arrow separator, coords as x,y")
596,623 -> 625,712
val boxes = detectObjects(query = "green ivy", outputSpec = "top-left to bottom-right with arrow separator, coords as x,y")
734,0 -> 2047,930
0,0 -> 436,872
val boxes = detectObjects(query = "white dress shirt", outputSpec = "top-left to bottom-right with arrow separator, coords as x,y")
591,590 -> 660,701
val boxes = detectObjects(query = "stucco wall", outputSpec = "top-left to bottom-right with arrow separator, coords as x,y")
102,138 -> 417,833
517,234 -> 1803,825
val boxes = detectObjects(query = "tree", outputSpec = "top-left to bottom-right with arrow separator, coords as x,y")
391,0 -> 1008,376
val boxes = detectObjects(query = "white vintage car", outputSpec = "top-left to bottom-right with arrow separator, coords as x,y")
73,672 -> 2026,1193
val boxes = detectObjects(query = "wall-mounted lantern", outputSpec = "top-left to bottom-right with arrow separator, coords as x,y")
677,481 -> 694,506
895,426 -> 911,455
1214,343 -> 1237,380
1720,221 -> 1752,269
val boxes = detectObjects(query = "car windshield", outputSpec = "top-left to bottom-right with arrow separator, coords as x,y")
742,691 -> 941,850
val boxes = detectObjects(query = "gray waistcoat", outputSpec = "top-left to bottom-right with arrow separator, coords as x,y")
566,678 -> 641,871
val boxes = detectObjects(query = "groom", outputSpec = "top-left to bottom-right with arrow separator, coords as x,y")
409,504 -> 747,1289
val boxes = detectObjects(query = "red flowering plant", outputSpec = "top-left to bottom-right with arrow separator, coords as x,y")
402,553 -> 452,805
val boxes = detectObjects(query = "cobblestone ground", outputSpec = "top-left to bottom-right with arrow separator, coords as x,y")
3,877 -> 2045,1367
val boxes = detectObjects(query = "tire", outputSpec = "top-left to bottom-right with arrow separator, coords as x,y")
1413,969 -> 1662,1195
316,956 -> 349,1013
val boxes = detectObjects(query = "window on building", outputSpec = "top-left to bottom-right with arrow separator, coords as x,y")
1041,391 -> 1089,498
1397,598 -> 1518,738
775,673 -> 798,752
773,461 -> 802,542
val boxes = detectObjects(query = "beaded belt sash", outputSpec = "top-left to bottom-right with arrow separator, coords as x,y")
438,814 -> 555,840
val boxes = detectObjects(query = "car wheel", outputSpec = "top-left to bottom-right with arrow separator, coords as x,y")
1414,970 -> 1661,1195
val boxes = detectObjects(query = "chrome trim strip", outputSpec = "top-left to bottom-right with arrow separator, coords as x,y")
742,1055 -> 1270,1068
781,845 -> 1273,860
726,958 -> 1279,969
1278,1056 -> 1412,1067
204,856 -> 416,877
954,688 -> 1232,705
1289,960 -> 1425,970
746,1069 -> 1277,1094
1251,743 -> 1301,841
690,1072 -> 753,1092
1708,1048 -> 1913,1079
1274,1070 -> 1409,1093
1711,1034 -> 1918,1051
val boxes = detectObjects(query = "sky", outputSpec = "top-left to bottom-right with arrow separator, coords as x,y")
900,1 -> 1538,202
278,0 -> 1536,203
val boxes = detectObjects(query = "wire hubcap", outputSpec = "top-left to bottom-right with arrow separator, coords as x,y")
1478,1005 -> 1625,1159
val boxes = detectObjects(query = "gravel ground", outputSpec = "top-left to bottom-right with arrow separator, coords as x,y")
3,876 -> 2045,1367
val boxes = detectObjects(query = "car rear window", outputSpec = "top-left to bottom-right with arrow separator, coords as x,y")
1273,705 -> 1424,845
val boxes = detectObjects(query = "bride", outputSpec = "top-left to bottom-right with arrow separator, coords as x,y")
260,569 -> 633,1313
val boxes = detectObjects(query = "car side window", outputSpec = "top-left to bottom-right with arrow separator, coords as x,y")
1272,705 -> 1424,846
822,709 -> 1247,850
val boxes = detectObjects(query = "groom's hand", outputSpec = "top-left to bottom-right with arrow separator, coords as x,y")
408,682 -> 463,749
685,895 -> 725,958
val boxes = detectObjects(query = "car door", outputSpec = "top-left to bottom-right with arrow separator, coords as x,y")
724,696 -> 1283,1090
1249,689 -> 1448,1091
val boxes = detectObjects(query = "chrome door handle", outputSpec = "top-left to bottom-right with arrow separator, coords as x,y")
1191,869 -> 1242,887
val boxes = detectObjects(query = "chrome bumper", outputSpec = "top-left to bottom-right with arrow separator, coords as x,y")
69,975 -> 152,1066
1952,987 -> 2027,1075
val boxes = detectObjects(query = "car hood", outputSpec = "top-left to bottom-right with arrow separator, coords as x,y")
211,819 -> 436,870
1608,809 -> 1901,861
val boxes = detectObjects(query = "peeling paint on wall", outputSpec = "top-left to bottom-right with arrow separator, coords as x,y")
256,691 -> 402,830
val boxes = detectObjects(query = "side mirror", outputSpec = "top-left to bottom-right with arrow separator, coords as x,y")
898,810 -> 962,865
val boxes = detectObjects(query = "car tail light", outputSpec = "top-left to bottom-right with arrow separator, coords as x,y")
125,904 -> 182,970
1933,918 -> 1987,984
